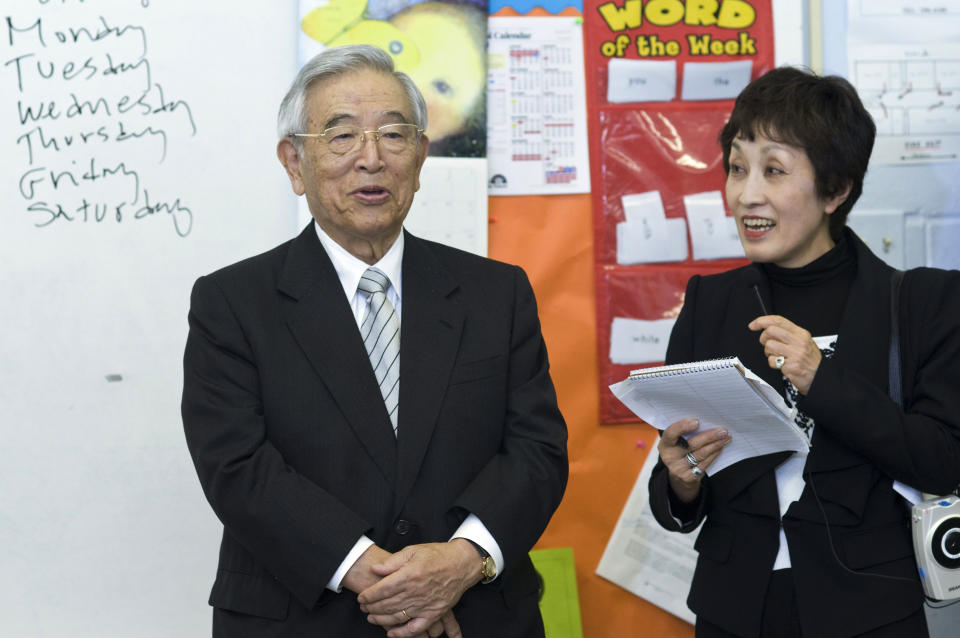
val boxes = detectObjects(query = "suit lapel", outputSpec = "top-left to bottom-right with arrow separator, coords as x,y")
709,266 -> 789,515
278,225 -> 398,485
805,232 -> 892,474
393,233 -> 464,509
833,233 -> 892,389
728,265 -> 784,393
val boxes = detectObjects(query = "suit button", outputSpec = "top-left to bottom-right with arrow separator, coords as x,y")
394,519 -> 411,535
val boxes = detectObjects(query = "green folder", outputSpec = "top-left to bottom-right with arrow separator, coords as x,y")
530,547 -> 584,638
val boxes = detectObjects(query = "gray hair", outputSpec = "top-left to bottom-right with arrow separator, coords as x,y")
277,44 -> 428,147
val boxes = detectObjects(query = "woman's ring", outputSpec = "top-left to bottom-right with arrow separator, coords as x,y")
684,452 -> 699,467
774,355 -> 786,370
691,466 -> 704,478
401,609 -> 409,621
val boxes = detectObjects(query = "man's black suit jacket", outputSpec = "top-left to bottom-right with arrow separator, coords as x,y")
182,225 -> 568,637
649,230 -> 960,638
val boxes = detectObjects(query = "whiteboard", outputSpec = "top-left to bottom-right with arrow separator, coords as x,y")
821,0 -> 960,270
1,2 -> 299,635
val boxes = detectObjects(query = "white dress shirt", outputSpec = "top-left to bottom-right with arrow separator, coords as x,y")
313,222 -> 504,591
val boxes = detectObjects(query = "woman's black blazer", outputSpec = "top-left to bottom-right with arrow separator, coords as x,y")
649,229 -> 960,637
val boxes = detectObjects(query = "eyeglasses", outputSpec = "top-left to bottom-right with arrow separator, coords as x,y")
291,123 -> 424,155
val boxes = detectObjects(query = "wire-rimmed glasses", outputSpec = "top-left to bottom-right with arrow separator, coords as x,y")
290,123 -> 424,155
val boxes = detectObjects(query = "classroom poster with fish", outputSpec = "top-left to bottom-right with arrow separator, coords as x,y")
298,0 -> 488,158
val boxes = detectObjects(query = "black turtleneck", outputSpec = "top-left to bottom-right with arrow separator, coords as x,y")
760,233 -> 857,338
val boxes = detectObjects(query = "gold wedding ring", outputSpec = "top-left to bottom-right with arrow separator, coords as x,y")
401,609 -> 409,621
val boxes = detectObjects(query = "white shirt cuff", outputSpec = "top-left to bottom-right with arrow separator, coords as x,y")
451,514 -> 504,580
327,535 -> 375,592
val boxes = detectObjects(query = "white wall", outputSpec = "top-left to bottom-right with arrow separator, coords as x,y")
1,2 -> 298,635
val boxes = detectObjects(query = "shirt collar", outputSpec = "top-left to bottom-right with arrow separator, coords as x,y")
313,221 -> 404,301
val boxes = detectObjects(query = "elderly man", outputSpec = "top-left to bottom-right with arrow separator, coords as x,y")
181,44 -> 568,637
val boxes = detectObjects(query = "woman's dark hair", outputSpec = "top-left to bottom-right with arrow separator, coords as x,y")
719,67 -> 876,240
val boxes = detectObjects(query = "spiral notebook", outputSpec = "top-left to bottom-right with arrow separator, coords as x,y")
610,357 -> 808,475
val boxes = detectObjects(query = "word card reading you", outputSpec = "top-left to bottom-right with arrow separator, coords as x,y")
607,58 -> 676,103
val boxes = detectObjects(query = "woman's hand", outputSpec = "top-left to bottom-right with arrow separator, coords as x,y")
658,418 -> 730,503
749,315 -> 822,395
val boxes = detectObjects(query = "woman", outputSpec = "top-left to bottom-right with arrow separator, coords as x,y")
648,67 -> 960,637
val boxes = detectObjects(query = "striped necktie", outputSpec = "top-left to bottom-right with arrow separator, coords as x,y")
357,267 -> 400,435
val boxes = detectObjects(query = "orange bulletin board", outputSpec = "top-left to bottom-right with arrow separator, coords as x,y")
490,3 -> 772,636
490,7 -> 692,637
490,190 -> 700,638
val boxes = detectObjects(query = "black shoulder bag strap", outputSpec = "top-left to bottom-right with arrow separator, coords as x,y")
888,269 -> 904,407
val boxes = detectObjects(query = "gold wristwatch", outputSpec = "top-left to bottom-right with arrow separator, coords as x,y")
465,539 -> 497,584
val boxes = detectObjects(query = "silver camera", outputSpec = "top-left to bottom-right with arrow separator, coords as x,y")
912,494 -> 960,600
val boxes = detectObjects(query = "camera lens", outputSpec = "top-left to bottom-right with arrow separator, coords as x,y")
944,529 -> 960,559
932,517 -> 960,568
